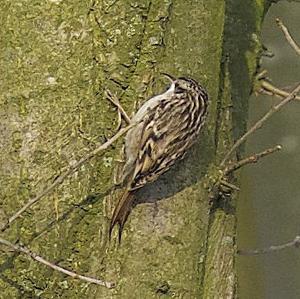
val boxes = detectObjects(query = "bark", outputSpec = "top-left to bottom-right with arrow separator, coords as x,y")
0,0 -> 270,298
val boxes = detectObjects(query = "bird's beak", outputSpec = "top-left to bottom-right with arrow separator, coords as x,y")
161,72 -> 176,83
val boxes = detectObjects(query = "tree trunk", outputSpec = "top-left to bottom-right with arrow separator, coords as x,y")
0,0 -> 270,298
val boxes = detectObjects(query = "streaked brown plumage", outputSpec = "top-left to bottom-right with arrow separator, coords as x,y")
109,74 -> 209,241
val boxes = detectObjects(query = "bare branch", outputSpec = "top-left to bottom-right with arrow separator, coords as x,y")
238,235 -> 300,256
105,90 -> 131,124
1,124 -> 135,232
220,82 -> 300,166
224,144 -> 282,175
276,18 -> 300,56
260,80 -> 300,101
0,237 -> 115,288
220,179 -> 240,191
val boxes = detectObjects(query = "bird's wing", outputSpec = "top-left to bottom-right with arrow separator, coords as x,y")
129,95 -> 191,189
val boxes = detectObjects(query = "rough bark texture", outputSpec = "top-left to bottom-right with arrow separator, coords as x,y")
0,0 -> 269,298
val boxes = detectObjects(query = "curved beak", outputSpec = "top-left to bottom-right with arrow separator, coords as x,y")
161,72 -> 176,83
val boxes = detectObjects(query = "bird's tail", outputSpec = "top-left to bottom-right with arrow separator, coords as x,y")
109,189 -> 134,242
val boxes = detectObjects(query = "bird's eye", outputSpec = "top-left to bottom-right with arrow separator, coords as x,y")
175,86 -> 185,94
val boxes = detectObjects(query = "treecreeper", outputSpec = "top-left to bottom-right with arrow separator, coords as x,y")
109,74 -> 209,241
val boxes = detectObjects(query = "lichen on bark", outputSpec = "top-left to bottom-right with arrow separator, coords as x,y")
0,0 -> 270,298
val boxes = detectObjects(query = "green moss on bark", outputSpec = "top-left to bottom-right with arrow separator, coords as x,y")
0,0 -> 269,298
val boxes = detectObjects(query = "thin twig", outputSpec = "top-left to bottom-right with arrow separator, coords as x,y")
105,90 -> 131,124
260,80 -> 300,101
220,82 -> 300,166
220,179 -> 240,191
256,70 -> 268,80
238,235 -> 300,256
0,237 -> 115,288
224,144 -> 282,175
1,124 -> 135,232
276,18 -> 300,56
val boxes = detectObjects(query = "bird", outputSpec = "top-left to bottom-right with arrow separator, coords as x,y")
109,74 -> 209,241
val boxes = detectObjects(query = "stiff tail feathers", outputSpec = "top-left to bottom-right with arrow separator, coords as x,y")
109,189 -> 134,242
